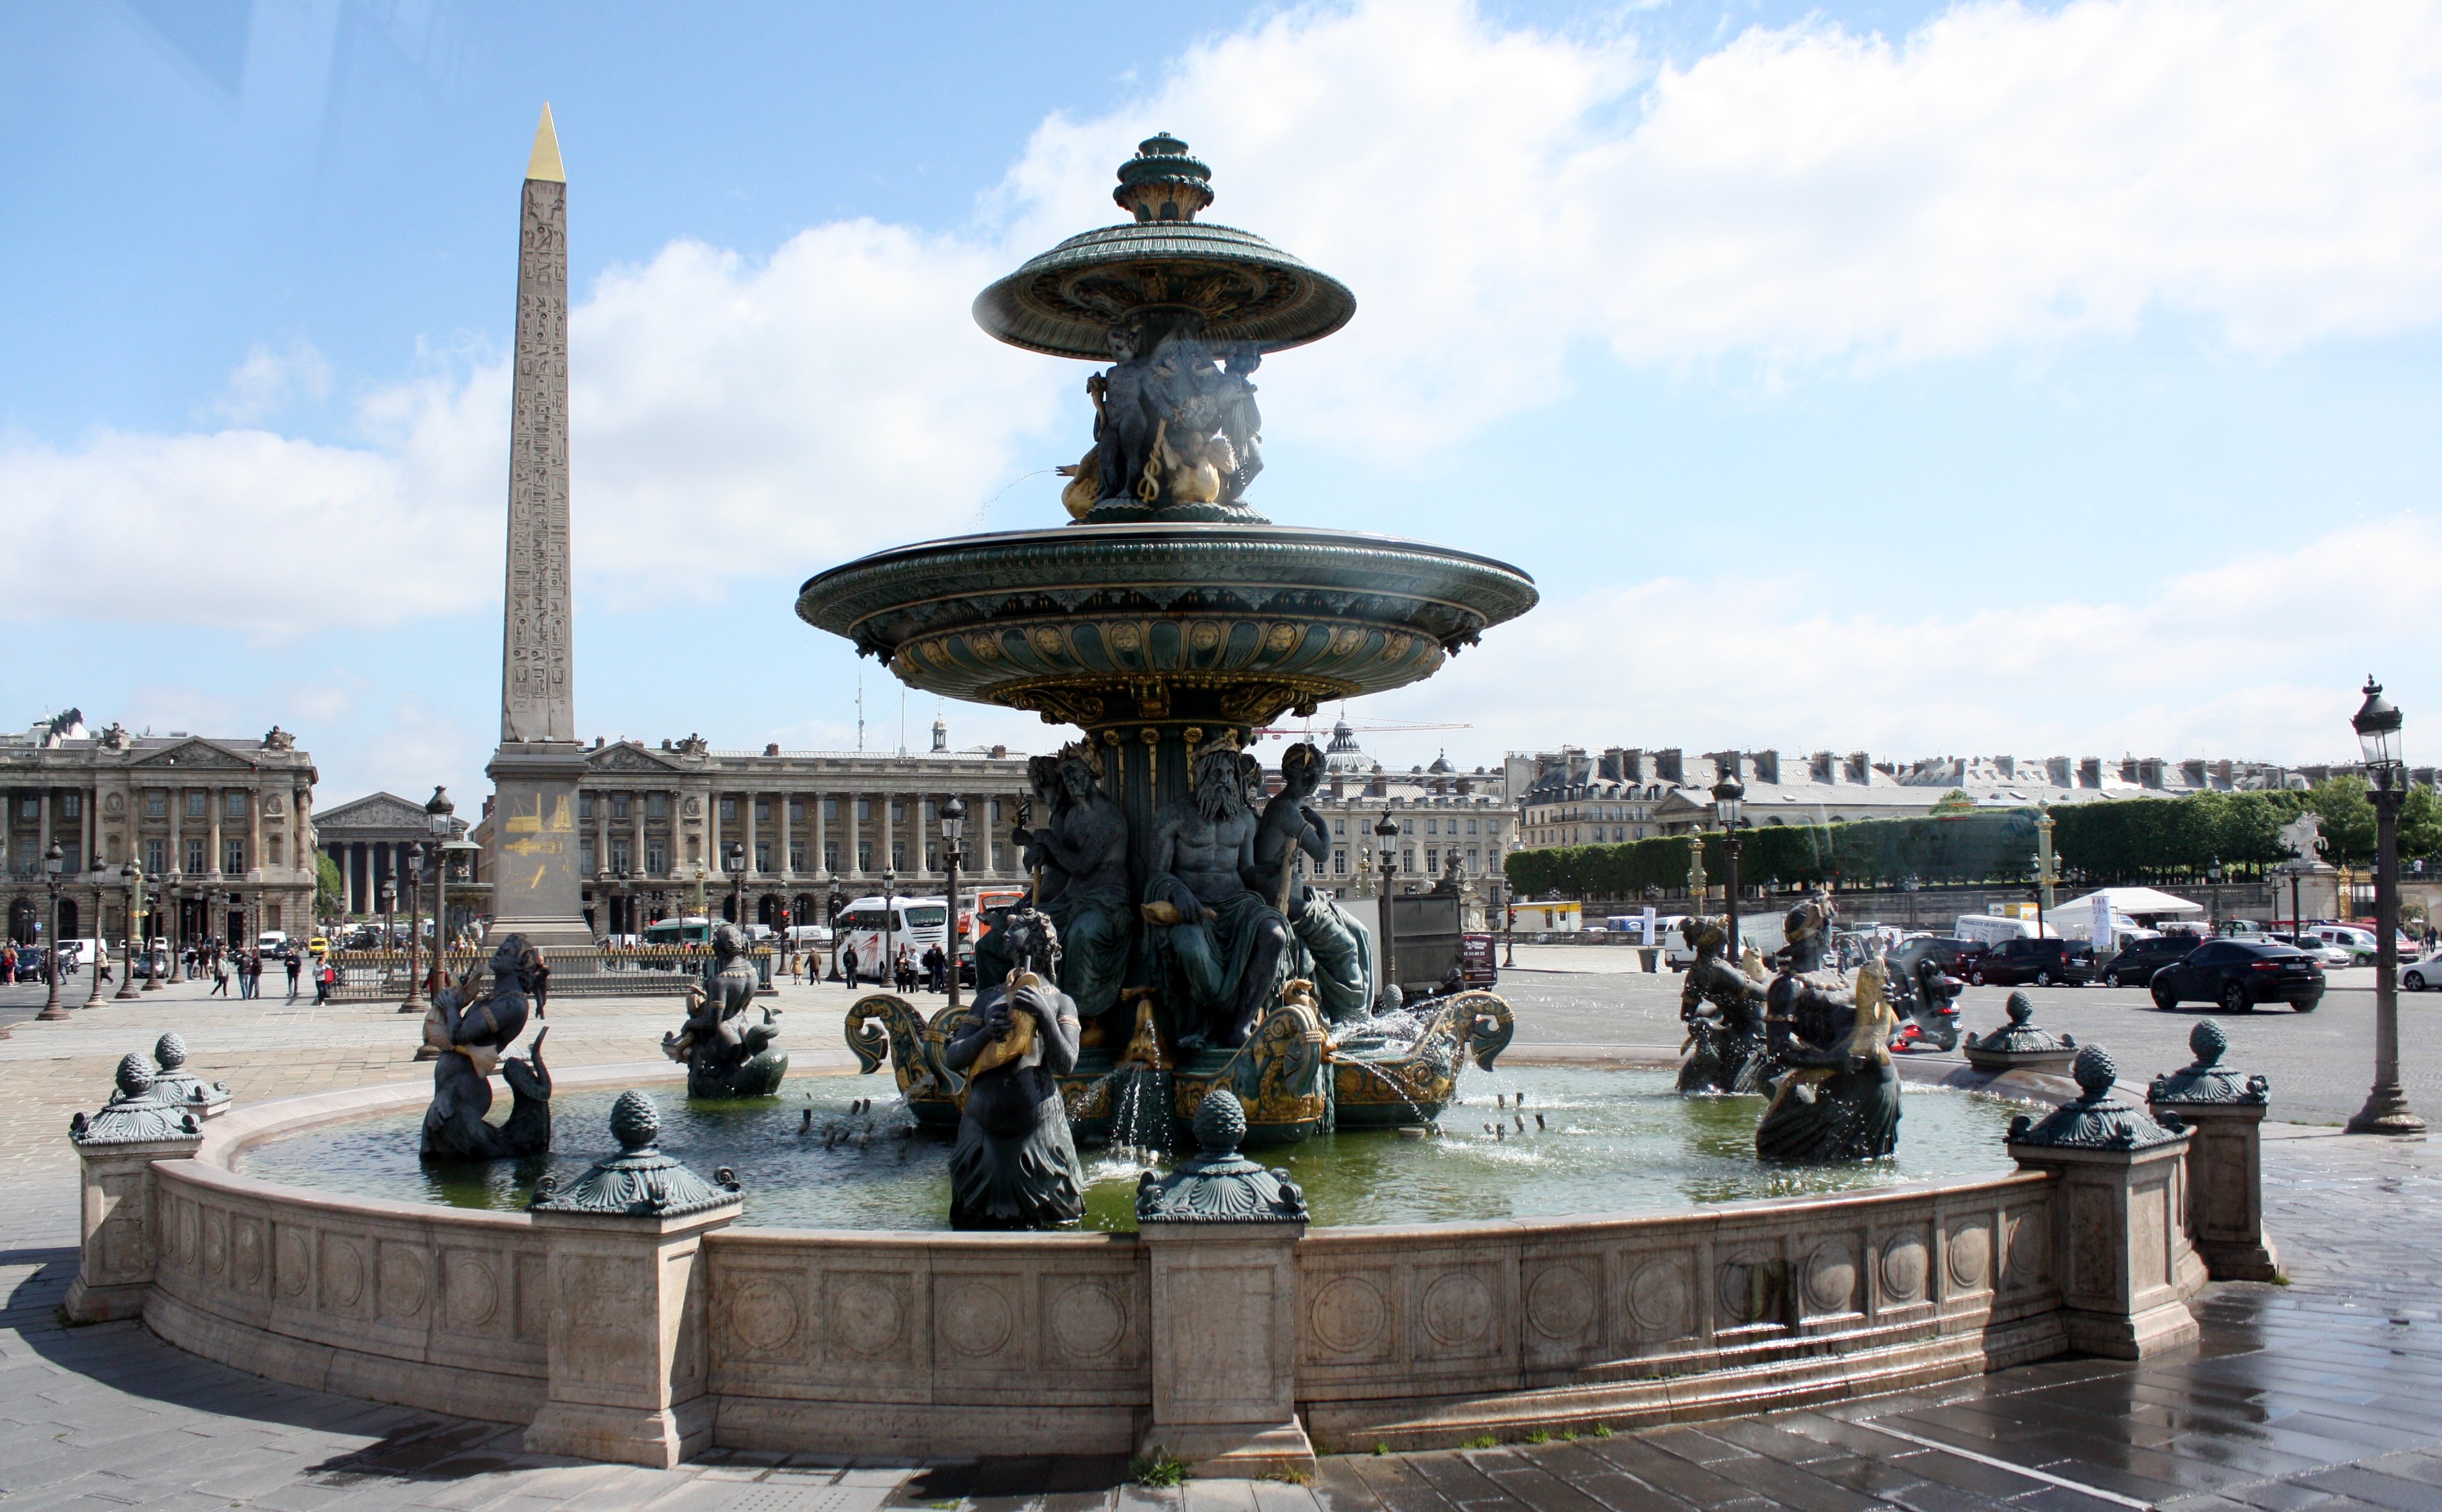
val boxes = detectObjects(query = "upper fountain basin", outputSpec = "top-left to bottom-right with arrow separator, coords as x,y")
795,524 -> 1537,727
973,221 -> 1357,360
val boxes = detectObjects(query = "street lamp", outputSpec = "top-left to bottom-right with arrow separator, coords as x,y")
1712,775 -> 1745,956
724,840 -> 747,927
882,866 -> 898,986
1901,873 -> 1921,931
2347,678 -> 2423,1134
827,881 -> 846,981
117,860 -> 145,1000
400,843 -> 429,1013
940,796 -> 967,1007
163,870 -> 184,983
2206,856 -> 2225,935
1374,811 -> 1401,993
38,842 -> 69,1021
85,855 -> 114,1007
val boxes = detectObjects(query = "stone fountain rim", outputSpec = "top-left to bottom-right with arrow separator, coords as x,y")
199,1053 -> 2078,1243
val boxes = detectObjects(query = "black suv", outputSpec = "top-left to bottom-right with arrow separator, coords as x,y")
2150,939 -> 2324,1013
1969,937 -> 2097,987
1887,936 -> 1988,980
2102,936 -> 2200,988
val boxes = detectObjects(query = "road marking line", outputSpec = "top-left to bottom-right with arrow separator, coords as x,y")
1852,1419 -> 2159,1510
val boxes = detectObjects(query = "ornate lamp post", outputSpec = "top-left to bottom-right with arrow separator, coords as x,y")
2206,856 -> 2225,935
38,842 -> 69,1021
163,871 -> 184,983
85,855 -> 114,1007
1712,775 -> 1745,955
2347,678 -> 2424,1135
1374,811 -> 1400,992
724,840 -> 747,926
399,843 -> 429,1013
117,860 -> 145,1000
1503,878 -> 1518,968
827,881 -> 846,980
882,866 -> 898,985
940,796 -> 967,1007
1901,873 -> 1920,931
379,877 -> 398,957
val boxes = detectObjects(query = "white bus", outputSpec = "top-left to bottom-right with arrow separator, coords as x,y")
834,895 -> 947,979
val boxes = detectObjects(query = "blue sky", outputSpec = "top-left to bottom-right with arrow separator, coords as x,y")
4,0 -> 2437,805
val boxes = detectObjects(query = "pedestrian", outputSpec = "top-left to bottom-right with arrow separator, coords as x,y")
1,942 -> 15,984
841,943 -> 860,989
922,942 -> 944,994
248,949 -> 265,998
313,958 -> 333,1004
285,949 -> 302,1000
210,951 -> 231,996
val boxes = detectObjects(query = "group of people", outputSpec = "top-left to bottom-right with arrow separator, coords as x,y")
833,940 -> 955,994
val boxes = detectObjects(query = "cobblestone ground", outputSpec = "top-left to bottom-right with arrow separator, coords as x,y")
2,961 -> 2436,1511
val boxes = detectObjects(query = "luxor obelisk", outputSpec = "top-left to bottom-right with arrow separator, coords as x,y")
483,106 -> 591,948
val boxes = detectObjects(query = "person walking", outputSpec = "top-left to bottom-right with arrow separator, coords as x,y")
841,942 -> 860,989
285,949 -> 302,1001
209,951 -> 231,996
922,942 -> 946,994
312,957 -> 333,1004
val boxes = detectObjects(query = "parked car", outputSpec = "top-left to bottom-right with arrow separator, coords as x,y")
2268,933 -> 2353,968
2102,935 -> 2201,988
1885,936 -> 1990,982
1970,937 -> 2098,988
2401,951 -> 2442,991
2149,939 -> 2324,1013
2306,924 -> 2378,965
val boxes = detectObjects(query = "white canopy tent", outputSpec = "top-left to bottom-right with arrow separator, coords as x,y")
2049,886 -> 2204,948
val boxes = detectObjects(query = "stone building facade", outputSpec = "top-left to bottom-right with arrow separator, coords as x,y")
315,790 -> 473,919
470,719 -> 1037,933
1,710 -> 318,947
1286,721 -> 1512,894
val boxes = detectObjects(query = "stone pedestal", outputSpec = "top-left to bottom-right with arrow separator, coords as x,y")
524,1203 -> 736,1467
2005,1045 -> 2201,1360
1137,1220 -> 1312,1474
2149,1023 -> 2279,1282
66,1133 -> 202,1322
64,1053 -> 205,1323
521,1091 -> 742,1469
484,746 -> 594,950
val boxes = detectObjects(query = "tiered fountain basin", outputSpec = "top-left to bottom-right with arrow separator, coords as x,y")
127,1056 -> 2127,1462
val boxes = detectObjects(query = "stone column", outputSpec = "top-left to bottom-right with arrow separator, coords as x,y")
2148,1022 -> 2279,1282
1132,1090 -> 1313,1475
248,790 -> 262,880
523,1093 -> 740,1469
880,794 -> 895,876
744,792 -> 758,878
812,791 -> 828,877
208,790 -> 223,882
37,787 -> 51,869
848,794 -> 862,876
64,1054 -> 204,1323
2007,1047 -> 2201,1359
777,793 -> 793,878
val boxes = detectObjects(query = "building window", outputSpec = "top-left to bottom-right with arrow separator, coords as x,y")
1425,849 -> 1439,873
1333,850 -> 1347,873
1467,818 -> 1478,835
989,800 -> 1002,822
186,791 -> 207,819
825,842 -> 841,872
224,840 -> 245,873
788,842 -> 805,871
755,800 -> 771,822
225,792 -> 245,819
579,793 -> 594,819
145,839 -> 165,874
1332,819 -> 1345,836
857,842 -> 873,871
613,793 -> 631,818
1402,848 -> 1416,873
648,794 -> 666,818
1424,818 -> 1437,836
755,842 -> 771,872
891,800 -> 906,822
145,791 -> 166,818
789,800 -> 805,822
825,798 -> 840,821
891,841 -> 907,870
581,840 -> 597,875
925,846 -> 940,872
719,797 -> 737,820
60,793 -> 81,819
1468,849 -> 1481,872
856,799 -> 871,821
647,841 -> 666,874
185,839 -> 206,872
611,840 -> 631,872
17,797 -> 34,819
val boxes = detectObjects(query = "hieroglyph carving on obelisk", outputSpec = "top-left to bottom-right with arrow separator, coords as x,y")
502,105 -> 574,744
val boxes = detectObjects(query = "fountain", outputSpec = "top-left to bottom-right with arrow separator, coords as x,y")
806,135 -> 1536,1161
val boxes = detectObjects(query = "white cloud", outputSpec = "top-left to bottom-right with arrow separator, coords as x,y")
9,0 -> 2440,639
210,340 -> 333,423
1373,514 -> 2435,766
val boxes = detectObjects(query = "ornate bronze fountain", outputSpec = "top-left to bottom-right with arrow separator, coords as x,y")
806,135 -> 1533,1150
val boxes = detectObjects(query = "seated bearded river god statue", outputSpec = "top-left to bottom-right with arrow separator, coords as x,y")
941,908 -> 1086,1230
1142,733 -> 1293,1049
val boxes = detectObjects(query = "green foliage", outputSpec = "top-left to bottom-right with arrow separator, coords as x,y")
1591,1423 -> 1615,1439
1372,1443 -> 1391,1457
1929,790 -> 1978,814
1129,1449 -> 1190,1488
314,852 -> 345,919
1463,1434 -> 1500,1449
1524,1429 -> 1551,1444
1503,782 -> 2442,901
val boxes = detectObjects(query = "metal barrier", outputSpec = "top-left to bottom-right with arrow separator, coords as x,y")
320,945 -> 774,1003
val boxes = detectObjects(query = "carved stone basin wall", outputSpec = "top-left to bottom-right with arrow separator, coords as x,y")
95,1056 -> 2204,1465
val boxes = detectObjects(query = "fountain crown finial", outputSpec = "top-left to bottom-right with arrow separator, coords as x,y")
1113,132 -> 1214,223
1195,1088 -> 1249,1155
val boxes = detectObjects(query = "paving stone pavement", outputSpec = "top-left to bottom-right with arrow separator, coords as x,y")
2,969 -> 2437,1511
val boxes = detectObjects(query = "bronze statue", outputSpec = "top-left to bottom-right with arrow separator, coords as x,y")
1755,898 -> 1901,1161
942,908 -> 1086,1229
1676,915 -> 1770,1094
663,922 -> 787,1097
1143,734 -> 1292,1049
420,934 -> 553,1161
1253,743 -> 1369,1023
1010,742 -> 1133,1024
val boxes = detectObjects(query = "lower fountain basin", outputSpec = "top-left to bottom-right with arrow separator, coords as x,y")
235,1067 -> 2023,1232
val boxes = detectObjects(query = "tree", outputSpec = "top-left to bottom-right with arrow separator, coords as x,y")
1929,791 -> 1978,815
315,852 -> 345,921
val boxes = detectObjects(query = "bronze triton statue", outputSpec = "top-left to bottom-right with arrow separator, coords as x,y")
421,934 -> 554,1161
663,922 -> 788,1098
943,908 -> 1086,1229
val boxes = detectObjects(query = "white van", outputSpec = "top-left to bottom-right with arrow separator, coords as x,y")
834,895 -> 947,979
1954,913 -> 2057,947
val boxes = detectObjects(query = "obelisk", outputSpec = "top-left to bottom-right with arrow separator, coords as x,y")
483,105 -> 591,948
